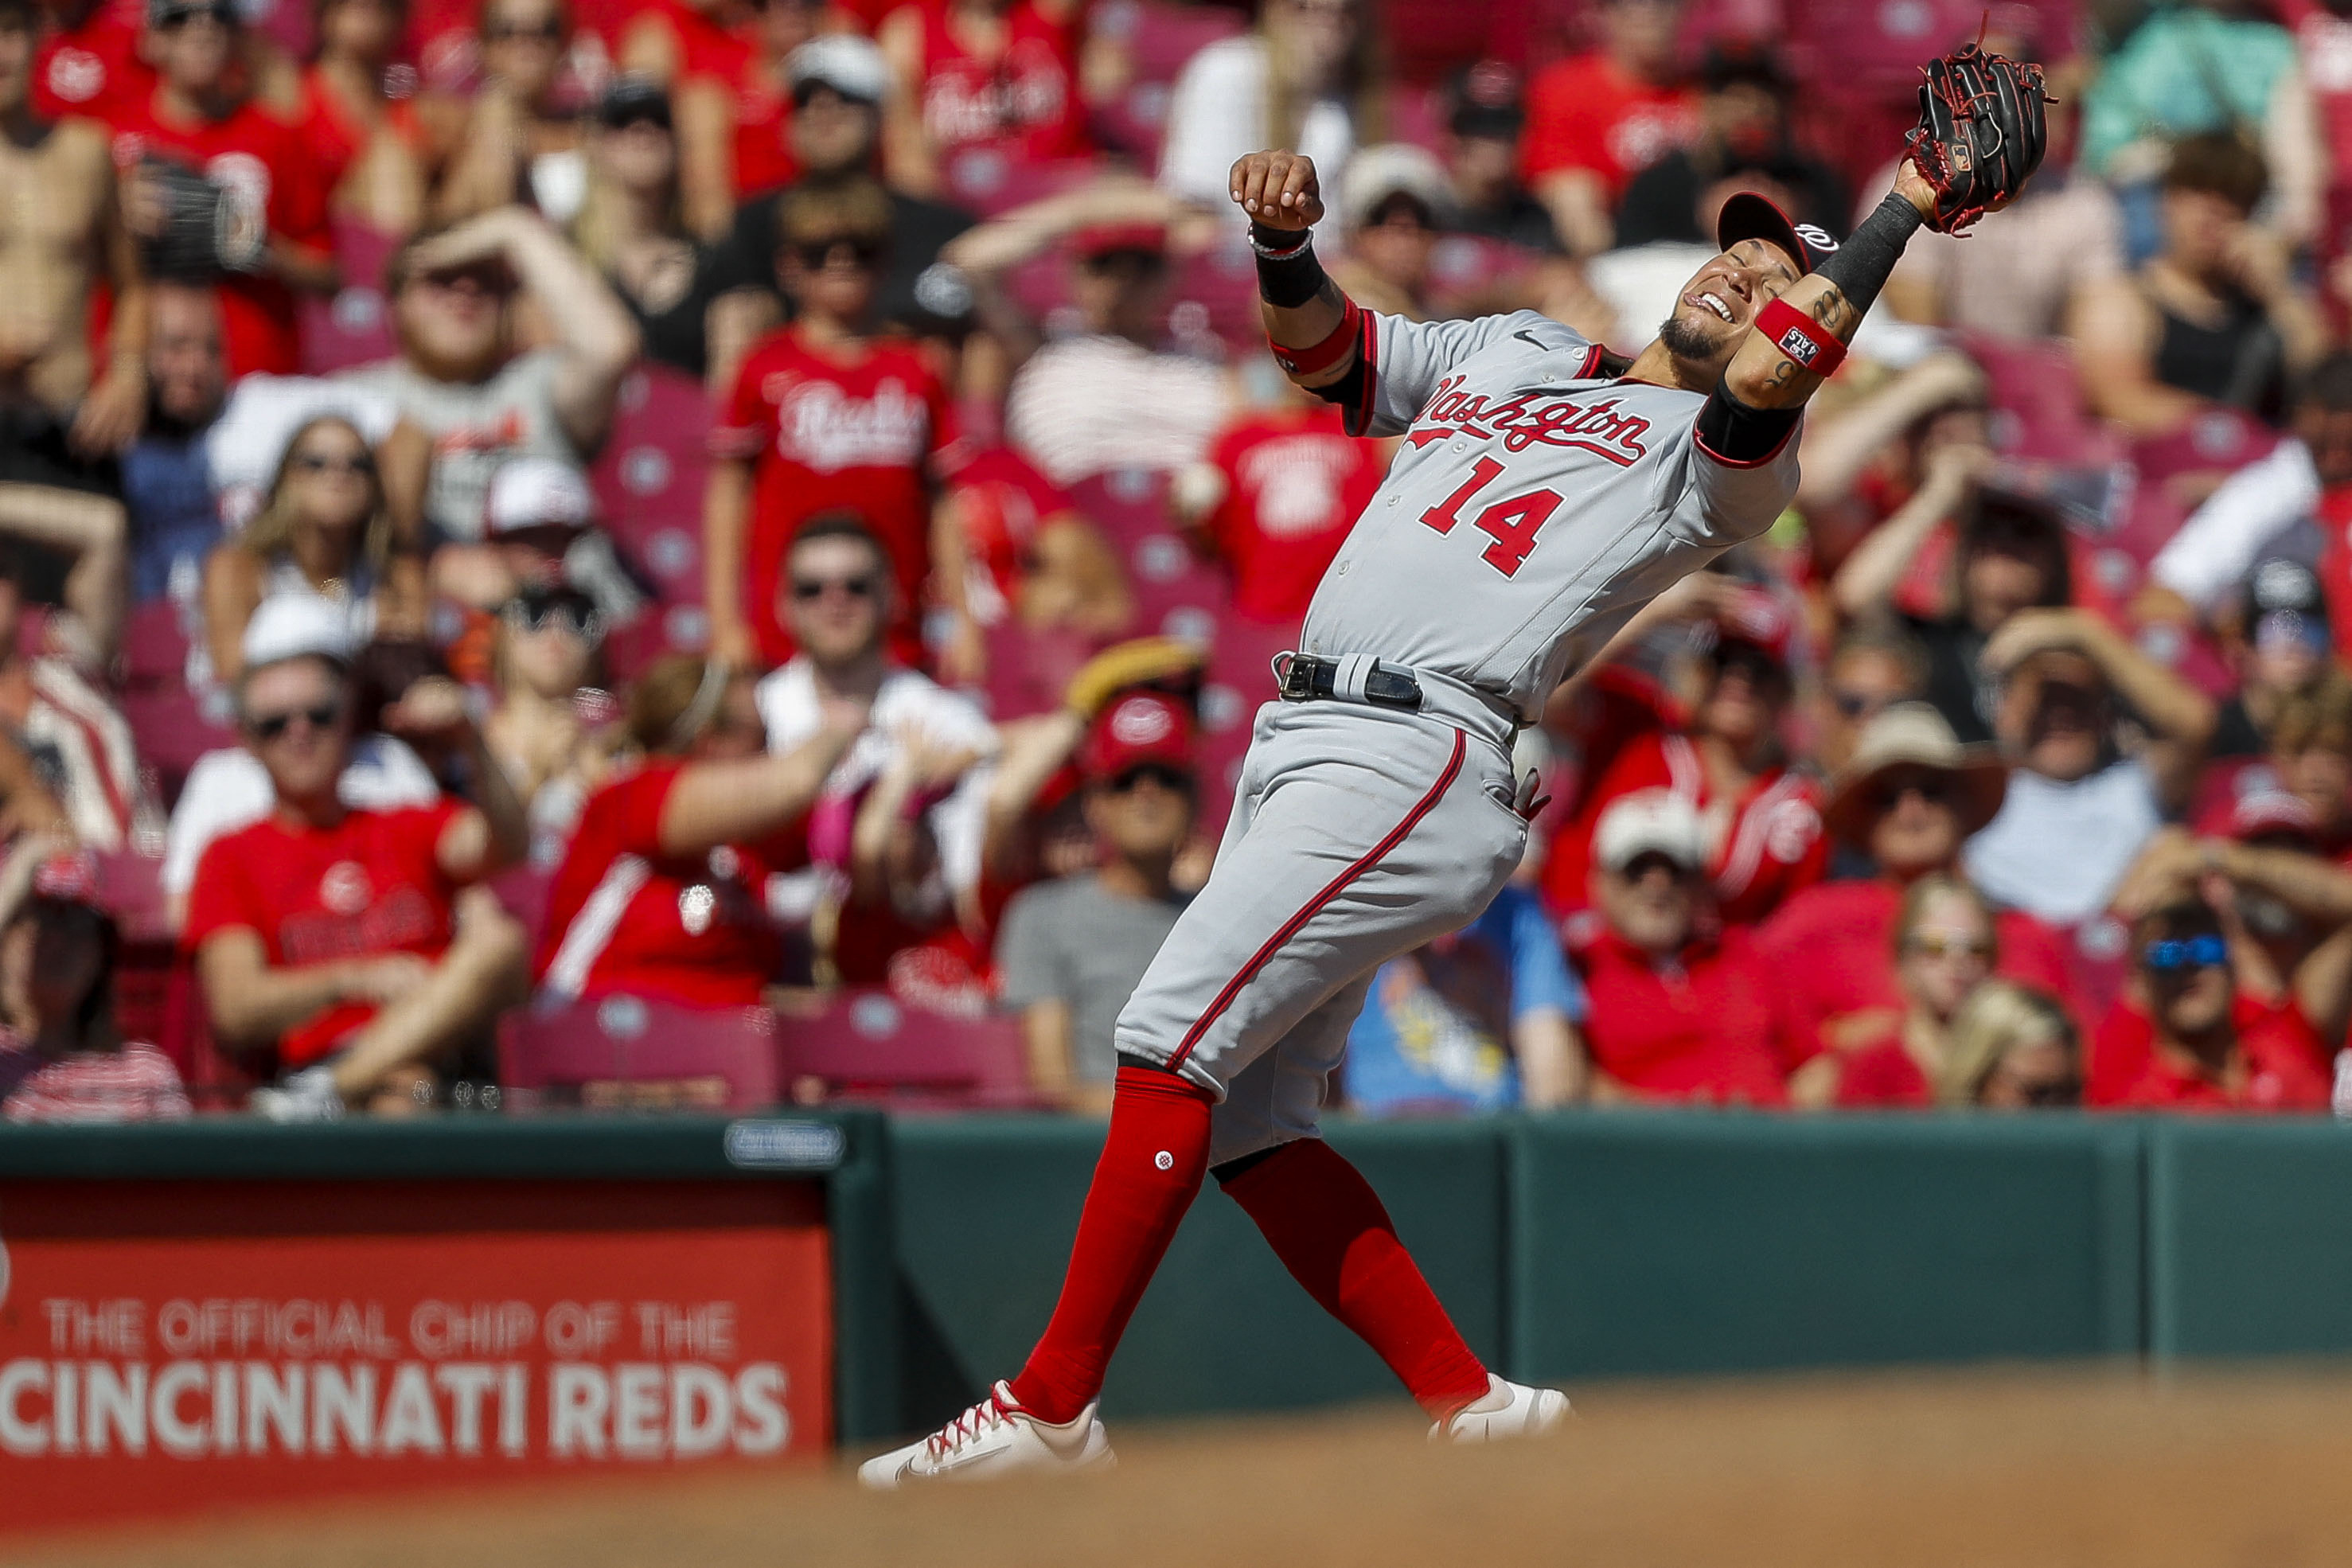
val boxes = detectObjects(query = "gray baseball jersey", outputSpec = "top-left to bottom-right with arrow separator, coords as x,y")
1301,309 -> 1801,720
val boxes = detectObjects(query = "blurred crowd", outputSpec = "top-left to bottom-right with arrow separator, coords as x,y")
6,0 -> 2352,1122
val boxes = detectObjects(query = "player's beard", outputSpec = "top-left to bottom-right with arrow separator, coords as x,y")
1657,311 -> 1726,363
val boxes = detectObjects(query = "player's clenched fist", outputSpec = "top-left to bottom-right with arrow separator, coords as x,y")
1228,151 -> 1324,230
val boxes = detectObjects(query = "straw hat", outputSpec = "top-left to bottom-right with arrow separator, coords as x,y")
1823,702 -> 2009,848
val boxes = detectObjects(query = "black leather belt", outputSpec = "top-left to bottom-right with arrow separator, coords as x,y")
1277,653 -> 1424,712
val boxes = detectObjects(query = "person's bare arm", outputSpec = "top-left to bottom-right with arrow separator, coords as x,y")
1982,607 -> 2216,809
1028,515 -> 1134,636
1793,350 -> 1983,515
2072,274 -> 2202,436
72,142 -> 149,458
704,287 -> 780,398
431,84 -> 527,224
1514,1008 -> 1585,1109
196,928 -> 427,1049
1531,168 -> 1613,258
381,677 -> 531,880
656,708 -> 865,856
1020,997 -> 1079,1103
0,482 -> 129,664
876,6 -> 939,197
1828,441 -> 1987,619
2292,922 -> 2352,1047
930,490 -> 985,686
199,543 -> 263,688
981,709 -> 1084,875
376,419 -> 433,550
2225,222 -> 2332,379
673,78 -> 739,243
701,457 -> 757,668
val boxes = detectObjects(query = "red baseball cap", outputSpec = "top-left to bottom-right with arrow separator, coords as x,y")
1710,583 -> 1798,667
29,849 -> 104,910
2227,790 -> 2323,848
1083,691 -> 1193,782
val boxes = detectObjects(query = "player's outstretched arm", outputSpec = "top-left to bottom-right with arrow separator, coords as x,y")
1229,150 -> 1359,396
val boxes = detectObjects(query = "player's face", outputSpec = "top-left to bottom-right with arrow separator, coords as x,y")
1661,238 -> 1800,370
240,657 -> 353,803
783,536 -> 889,665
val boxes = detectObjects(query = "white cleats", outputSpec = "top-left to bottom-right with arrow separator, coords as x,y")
1430,1374 -> 1572,1443
858,1380 -> 1115,1489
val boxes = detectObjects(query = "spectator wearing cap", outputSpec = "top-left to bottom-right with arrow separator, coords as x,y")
755,517 -> 996,982
570,76 -> 732,382
0,842 -> 191,1123
1570,790 -> 1794,1106
995,688 -> 1194,1112
1547,576 -> 1825,929
1613,41 -> 1847,252
705,36 -> 979,368
705,181 -> 960,671
2149,355 -> 2352,626
0,547 -> 163,853
201,414 -> 429,690
162,594 -> 442,930
342,206 -> 640,548
437,453 -> 647,666
1760,701 -> 2077,1067
945,186 -> 1236,486
1964,608 -> 2217,927
1156,0 -> 1380,216
115,0 -> 340,379
1346,877 -> 1587,1116
119,283 -> 229,606
1810,619 -> 1930,780
267,0 -> 430,236
1519,0 -> 1697,256
938,443 -> 1133,661
2201,558 -> 2338,763
876,0 -> 1090,203
533,651 -> 865,1007
1839,487 -> 2072,747
185,597 -> 532,1118
2074,133 -> 2329,436
1441,59 -> 1558,255
2091,896 -> 2333,1112
428,0 -> 589,228
1328,143 -> 1450,321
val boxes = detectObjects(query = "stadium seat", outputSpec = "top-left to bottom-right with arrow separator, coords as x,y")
1087,0 -> 1250,158
500,993 -> 785,1112
299,220 -> 400,375
118,688 -> 236,808
590,364 -> 712,600
773,987 -> 1050,1110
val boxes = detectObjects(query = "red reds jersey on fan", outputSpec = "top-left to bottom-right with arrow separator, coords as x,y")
111,96 -> 333,376
712,326 -> 960,665
1519,53 -> 1697,201
911,0 -> 1088,168
1570,926 -> 1795,1104
32,0 -> 152,125
181,802 -> 463,1067
1203,405 -> 1387,624
536,763 -> 797,1006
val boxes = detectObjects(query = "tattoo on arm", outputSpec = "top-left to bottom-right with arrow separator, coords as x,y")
1808,286 -> 1854,336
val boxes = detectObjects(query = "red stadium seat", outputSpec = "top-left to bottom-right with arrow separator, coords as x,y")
774,987 -> 1051,1110
299,220 -> 400,375
1956,331 -> 2119,469
500,993 -> 785,1112
1086,0 -> 1249,158
119,599 -> 194,691
590,365 -> 712,604
118,688 -> 236,807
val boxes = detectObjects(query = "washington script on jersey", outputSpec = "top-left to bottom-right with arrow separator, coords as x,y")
765,376 -> 931,474
1406,374 -> 1653,466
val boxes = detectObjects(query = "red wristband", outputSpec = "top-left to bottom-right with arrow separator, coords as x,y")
1270,296 -> 1363,377
1754,297 -> 1847,378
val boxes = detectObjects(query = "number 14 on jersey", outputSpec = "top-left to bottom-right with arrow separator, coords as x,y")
1417,458 -> 1564,578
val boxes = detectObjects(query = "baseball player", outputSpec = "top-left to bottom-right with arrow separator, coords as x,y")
862,45 -> 2048,1486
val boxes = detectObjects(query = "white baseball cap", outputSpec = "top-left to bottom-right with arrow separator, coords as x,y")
1593,790 -> 1707,874
241,591 -> 354,672
486,458 -> 595,535
1339,143 -> 1457,232
786,36 -> 888,106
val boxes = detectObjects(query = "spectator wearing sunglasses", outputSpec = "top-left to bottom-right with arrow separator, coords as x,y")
430,0 -> 588,227
706,178 -> 958,671
1570,790 -> 1795,1106
755,517 -> 995,982
533,652 -> 866,1008
431,456 -> 643,684
345,206 -> 640,549
114,0 -> 339,378
995,690 -> 1194,1113
484,582 -> 616,848
1798,874 -> 1999,1110
1546,580 -> 1825,930
2093,898 -> 2332,1112
2202,559 -> 2336,764
201,415 -> 429,690
571,76 -> 728,380
1761,703 -> 2077,1071
184,591 -> 532,1118
162,593 -> 442,931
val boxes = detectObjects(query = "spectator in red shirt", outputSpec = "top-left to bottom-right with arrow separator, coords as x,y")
1570,790 -> 1793,1106
877,0 -> 1089,205
938,443 -> 1133,661
0,843 -> 191,1122
1760,702 -> 2076,1066
705,177 -> 958,670
185,597 -> 532,1117
1175,385 -> 1387,628
535,651 -> 864,1006
666,0 -> 825,234
266,0 -> 429,236
1547,579 -> 1826,929
1804,873 -> 1998,1110
31,0 -> 152,127
430,0 -> 590,228
2098,899 -> 2334,1113
116,0 -> 339,378
1519,0 -> 1696,255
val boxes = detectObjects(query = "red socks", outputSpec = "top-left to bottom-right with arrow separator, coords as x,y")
1221,1137 -> 1492,1423
1008,1066 -> 1215,1425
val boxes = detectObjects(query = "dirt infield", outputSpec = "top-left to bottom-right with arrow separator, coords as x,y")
14,1365 -> 2352,1568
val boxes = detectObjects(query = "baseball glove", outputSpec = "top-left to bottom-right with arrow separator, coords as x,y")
139,157 -> 268,282
1903,41 -> 2051,234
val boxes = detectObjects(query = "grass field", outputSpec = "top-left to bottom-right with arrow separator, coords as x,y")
11,1365 -> 2349,1568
